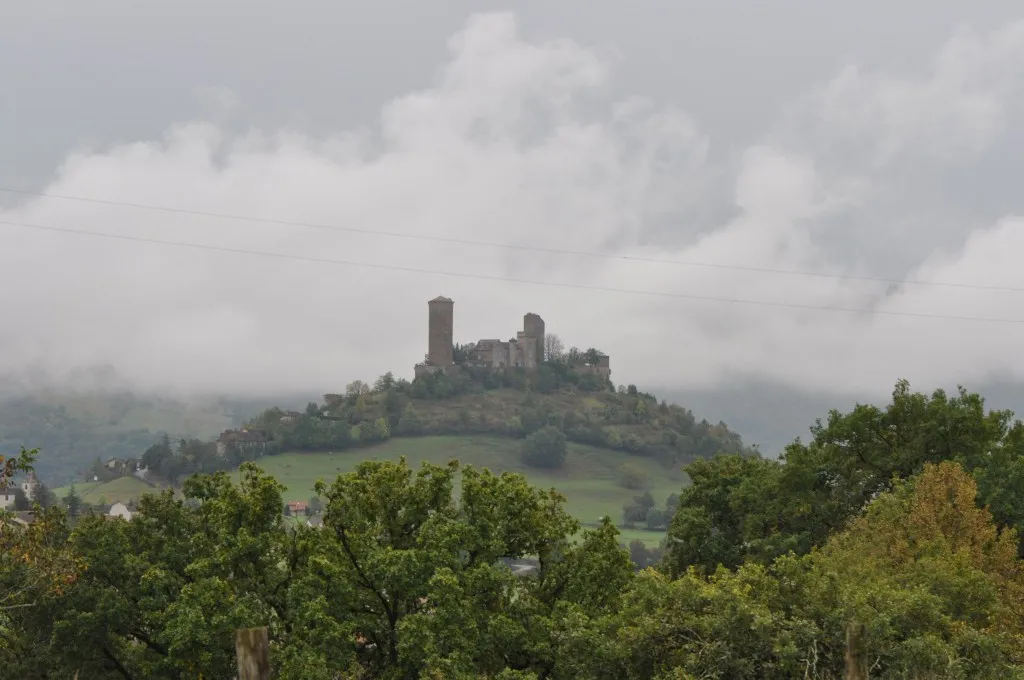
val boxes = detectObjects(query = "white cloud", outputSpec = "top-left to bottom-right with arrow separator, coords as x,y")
809,20 -> 1024,165
3,12 -> 1024,397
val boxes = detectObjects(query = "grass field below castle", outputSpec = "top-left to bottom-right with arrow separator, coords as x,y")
55,435 -> 683,547
247,435 -> 684,546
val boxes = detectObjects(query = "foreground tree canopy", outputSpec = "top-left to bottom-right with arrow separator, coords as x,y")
3,380 -> 1024,678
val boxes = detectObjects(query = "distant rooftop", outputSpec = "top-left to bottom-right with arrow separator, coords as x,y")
429,296 -> 453,303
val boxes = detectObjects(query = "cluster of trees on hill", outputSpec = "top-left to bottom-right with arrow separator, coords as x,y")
43,358 -> 747,491
15,361 -> 749,495
136,434 -> 233,483
622,490 -> 678,531
4,379 -> 1024,677
67,433 -> 269,489
245,367 -> 750,469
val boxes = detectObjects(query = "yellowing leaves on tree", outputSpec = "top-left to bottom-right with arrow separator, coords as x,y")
823,461 -> 1020,579
810,461 -> 1024,671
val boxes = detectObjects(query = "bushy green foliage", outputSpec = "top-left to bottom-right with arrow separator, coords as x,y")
17,378 -> 1024,677
628,539 -> 665,571
664,379 -> 1024,575
138,433 -> 235,483
7,382 -> 1024,680
622,490 -> 655,524
1,457 -> 637,678
618,462 -> 649,490
521,426 -> 568,469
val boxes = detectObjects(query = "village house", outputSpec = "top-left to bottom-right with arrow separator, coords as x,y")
0,485 -> 17,510
286,501 -> 308,516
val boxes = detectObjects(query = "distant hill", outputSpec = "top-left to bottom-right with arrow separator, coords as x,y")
243,367 -> 754,470
212,367 -> 754,546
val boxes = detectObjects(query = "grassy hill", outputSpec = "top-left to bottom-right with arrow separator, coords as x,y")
53,476 -> 165,505
248,371 -> 751,468
52,435 -> 678,545
36,364 -> 754,549
223,367 -> 755,547
236,435 -> 684,546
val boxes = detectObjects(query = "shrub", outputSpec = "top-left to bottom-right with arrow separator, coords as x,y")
521,426 -> 568,469
645,507 -> 667,531
628,539 -> 665,570
623,491 -> 655,523
619,463 -> 649,490
665,492 -> 680,517
394,408 -> 424,436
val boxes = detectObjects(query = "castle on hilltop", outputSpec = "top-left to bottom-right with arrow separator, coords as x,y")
414,296 -> 610,379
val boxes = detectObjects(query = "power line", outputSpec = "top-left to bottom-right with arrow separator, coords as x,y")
2,217 -> 1022,324
1,186 -> 1021,294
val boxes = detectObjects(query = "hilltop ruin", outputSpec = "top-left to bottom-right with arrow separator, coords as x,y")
413,296 -> 610,379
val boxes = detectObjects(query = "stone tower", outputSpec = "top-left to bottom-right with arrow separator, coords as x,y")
523,313 -> 545,365
427,296 -> 454,366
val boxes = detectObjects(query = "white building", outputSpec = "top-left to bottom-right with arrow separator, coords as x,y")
108,502 -> 133,520
0,486 -> 16,509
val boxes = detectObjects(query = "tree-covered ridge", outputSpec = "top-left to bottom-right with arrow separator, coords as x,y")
245,367 -> 751,467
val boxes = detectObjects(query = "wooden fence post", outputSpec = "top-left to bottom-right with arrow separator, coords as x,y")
236,626 -> 271,680
844,620 -> 868,680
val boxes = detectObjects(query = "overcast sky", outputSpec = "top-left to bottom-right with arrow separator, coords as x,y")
3,1 -> 1024,397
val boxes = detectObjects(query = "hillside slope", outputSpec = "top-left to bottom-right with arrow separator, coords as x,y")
217,368 -> 753,546
246,367 -> 753,470
239,435 -> 683,544
53,476 -> 164,505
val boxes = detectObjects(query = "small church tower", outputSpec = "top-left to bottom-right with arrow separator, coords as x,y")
21,471 -> 39,502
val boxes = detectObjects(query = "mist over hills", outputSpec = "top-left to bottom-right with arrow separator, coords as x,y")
0,365 -> 315,484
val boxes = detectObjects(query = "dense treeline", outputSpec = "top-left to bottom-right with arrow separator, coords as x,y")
665,379 -> 1024,570
137,434 -> 239,483
3,379 -> 1024,677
